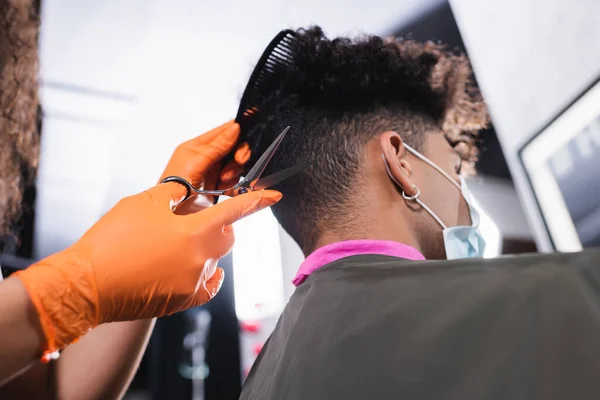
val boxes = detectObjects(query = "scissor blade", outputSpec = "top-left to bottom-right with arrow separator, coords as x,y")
242,126 -> 291,186
251,163 -> 307,191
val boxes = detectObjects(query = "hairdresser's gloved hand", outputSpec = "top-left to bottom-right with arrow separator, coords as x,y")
15,121 -> 279,360
160,120 -> 252,199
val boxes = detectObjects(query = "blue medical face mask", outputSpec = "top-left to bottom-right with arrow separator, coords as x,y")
383,145 -> 487,259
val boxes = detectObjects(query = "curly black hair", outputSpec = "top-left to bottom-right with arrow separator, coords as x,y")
241,26 -> 489,252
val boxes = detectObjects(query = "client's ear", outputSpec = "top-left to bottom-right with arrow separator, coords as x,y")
380,131 -> 418,197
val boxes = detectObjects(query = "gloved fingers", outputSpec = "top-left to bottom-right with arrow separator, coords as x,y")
218,161 -> 244,190
198,267 -> 225,305
206,267 -> 224,297
159,121 -> 240,184
203,160 -> 222,191
233,142 -> 251,165
144,182 -> 188,208
204,142 -> 247,191
214,142 -> 251,190
174,194 -> 214,215
183,120 -> 236,146
182,266 -> 225,311
178,122 -> 240,172
197,190 -> 282,228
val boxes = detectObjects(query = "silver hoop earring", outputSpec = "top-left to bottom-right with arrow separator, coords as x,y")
402,184 -> 420,201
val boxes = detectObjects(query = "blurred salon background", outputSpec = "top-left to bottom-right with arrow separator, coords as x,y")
1,0 -> 599,399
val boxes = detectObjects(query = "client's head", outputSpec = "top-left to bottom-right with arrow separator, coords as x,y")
243,27 -> 489,259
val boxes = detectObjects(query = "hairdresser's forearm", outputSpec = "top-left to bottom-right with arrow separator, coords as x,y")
0,277 -> 46,387
1,322 -> 155,400
52,319 -> 155,400
0,275 -> 154,400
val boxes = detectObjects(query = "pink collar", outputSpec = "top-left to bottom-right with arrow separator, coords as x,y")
292,240 -> 426,286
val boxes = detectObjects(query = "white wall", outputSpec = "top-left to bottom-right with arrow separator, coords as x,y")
450,0 -> 600,251
467,176 -> 531,240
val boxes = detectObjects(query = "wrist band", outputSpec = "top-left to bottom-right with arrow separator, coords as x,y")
41,350 -> 60,363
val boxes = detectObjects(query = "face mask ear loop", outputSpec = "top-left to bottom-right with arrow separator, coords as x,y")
401,185 -> 448,230
403,144 -> 461,191
382,154 -> 448,230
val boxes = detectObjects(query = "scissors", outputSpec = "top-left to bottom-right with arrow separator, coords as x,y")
161,126 -> 304,202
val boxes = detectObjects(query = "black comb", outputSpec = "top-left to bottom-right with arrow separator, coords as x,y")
214,30 -> 297,203
234,29 -> 297,130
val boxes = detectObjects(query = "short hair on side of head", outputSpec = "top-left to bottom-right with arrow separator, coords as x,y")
241,26 -> 489,251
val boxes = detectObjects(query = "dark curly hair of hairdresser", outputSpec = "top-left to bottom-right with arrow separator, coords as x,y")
241,26 -> 489,252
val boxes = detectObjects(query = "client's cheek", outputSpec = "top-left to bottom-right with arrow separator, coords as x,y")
457,194 -> 472,226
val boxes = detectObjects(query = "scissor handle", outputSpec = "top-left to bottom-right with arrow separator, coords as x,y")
161,176 -> 193,201
160,176 -> 224,202
162,126 -> 292,203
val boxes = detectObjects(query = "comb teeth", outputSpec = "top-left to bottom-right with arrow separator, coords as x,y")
235,30 -> 297,126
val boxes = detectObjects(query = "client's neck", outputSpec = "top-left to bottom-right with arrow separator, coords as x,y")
308,200 -> 422,256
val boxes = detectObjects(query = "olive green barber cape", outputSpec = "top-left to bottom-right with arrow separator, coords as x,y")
241,249 -> 600,400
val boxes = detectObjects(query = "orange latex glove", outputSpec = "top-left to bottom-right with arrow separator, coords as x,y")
160,120 -> 252,199
16,121 -> 279,360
